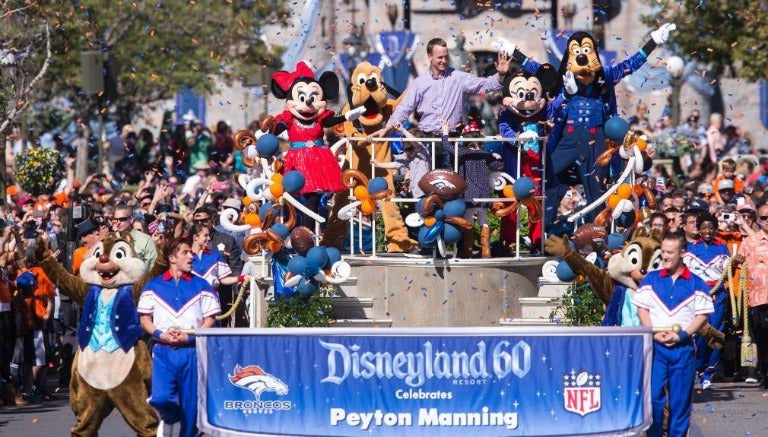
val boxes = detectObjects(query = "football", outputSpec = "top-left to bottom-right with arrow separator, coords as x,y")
417,169 -> 467,199
571,223 -> 608,253
289,226 -> 315,256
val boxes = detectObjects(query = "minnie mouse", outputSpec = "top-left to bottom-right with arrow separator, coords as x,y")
264,61 -> 365,223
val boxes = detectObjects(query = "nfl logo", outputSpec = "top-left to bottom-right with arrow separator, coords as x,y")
563,371 -> 602,416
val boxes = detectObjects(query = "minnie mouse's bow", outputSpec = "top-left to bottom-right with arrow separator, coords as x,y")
272,62 -> 315,92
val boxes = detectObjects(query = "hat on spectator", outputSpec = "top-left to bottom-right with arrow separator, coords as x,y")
222,198 -> 242,211
193,162 -> 211,171
6,184 -> 18,197
737,203 -> 756,213
77,220 -> 98,239
718,179 -> 735,191
16,271 -> 37,294
697,183 -> 713,194
686,199 -> 710,213
16,195 -> 34,207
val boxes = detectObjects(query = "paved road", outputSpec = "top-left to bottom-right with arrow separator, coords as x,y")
1,382 -> 767,436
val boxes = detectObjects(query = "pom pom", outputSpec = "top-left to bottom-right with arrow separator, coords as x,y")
443,199 -> 466,217
306,246 -> 329,270
256,133 -> 280,157
325,247 -> 341,266
605,116 -> 629,142
244,213 -> 261,227
434,210 -> 446,221
616,183 -> 632,200
296,278 -> 317,296
442,223 -> 462,243
287,256 -> 308,276
556,261 -> 576,282
607,193 -> 620,210
502,185 -> 515,199
368,177 -> 388,195
513,177 -> 536,200
281,171 -> 305,193
353,185 -> 369,201
271,223 -> 290,239
269,184 -> 284,198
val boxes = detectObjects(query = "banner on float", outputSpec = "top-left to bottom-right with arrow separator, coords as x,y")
197,327 -> 652,437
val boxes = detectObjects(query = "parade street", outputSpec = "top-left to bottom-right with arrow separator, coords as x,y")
1,381 -> 767,436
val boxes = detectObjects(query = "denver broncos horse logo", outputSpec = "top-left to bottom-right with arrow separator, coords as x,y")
229,364 -> 289,401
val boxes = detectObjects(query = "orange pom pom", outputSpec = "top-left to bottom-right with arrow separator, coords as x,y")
270,184 -> 284,198
617,183 -> 632,200
243,213 -> 261,227
636,137 -> 647,152
353,186 -> 369,201
361,199 -> 376,215
242,196 -> 253,207
424,216 -> 437,227
271,173 -> 283,183
502,185 -> 515,199
607,193 -> 620,210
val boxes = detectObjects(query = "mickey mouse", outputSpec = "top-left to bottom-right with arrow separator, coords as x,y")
264,61 -> 365,223
497,63 -> 569,253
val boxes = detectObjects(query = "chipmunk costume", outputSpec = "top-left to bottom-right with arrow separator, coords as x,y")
37,235 -> 165,436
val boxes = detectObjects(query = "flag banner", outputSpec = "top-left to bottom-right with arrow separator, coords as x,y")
197,327 -> 651,437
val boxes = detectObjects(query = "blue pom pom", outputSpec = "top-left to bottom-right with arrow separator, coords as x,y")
287,256 -> 308,276
325,247 -> 341,266
443,199 -> 466,217
556,261 -> 576,282
258,202 -> 273,222
605,116 -> 630,142
306,246 -> 330,270
271,223 -> 290,239
256,134 -> 280,158
368,177 -> 388,195
607,232 -> 625,251
282,171 -> 305,193
418,226 -> 436,248
296,278 -> 317,296
303,260 -> 320,277
434,210 -> 446,221
513,177 -> 536,200
442,223 -> 462,243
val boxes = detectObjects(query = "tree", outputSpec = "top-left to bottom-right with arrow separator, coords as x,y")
29,0 -> 288,125
641,0 -> 768,80
0,3 -> 53,203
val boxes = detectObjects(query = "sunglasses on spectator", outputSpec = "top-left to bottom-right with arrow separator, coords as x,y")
193,217 -> 210,223
760,216 -> 768,221
111,216 -> 131,222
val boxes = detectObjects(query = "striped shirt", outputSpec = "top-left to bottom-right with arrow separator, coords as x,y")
683,239 -> 730,285
633,266 -> 714,329
192,249 -> 232,288
137,271 -> 220,331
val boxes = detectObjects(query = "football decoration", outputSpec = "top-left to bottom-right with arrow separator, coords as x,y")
571,223 -> 608,254
417,169 -> 467,200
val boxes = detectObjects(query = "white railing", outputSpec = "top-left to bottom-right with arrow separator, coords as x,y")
336,135 -> 547,259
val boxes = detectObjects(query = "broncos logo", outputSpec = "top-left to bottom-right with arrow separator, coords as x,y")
229,364 -> 289,401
